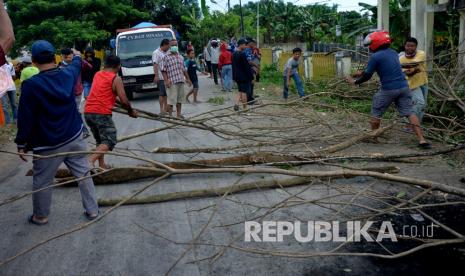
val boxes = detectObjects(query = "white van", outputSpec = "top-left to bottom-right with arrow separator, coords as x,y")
116,25 -> 175,100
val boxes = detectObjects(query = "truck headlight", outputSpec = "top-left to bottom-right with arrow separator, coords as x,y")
123,77 -> 136,84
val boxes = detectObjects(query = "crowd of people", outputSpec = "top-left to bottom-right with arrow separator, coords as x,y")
201,37 -> 262,110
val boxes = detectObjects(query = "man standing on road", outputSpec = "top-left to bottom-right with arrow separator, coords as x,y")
15,41 -> 99,225
232,38 -> 253,111
82,47 -> 101,99
203,43 -> 212,78
161,39 -> 192,118
210,40 -> 220,86
152,39 -> 170,115
59,48 -> 93,137
245,39 -> 260,104
85,55 -> 137,169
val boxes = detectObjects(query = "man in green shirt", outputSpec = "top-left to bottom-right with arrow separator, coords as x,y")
20,56 -> 39,83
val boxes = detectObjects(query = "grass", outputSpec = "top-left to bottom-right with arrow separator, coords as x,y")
0,125 -> 16,144
207,96 -> 226,105
257,69 -> 401,119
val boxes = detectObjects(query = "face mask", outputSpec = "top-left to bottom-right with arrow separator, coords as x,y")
170,46 -> 178,53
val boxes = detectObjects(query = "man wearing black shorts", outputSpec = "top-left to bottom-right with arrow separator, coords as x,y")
232,38 -> 253,111
152,39 -> 170,114
185,49 -> 207,103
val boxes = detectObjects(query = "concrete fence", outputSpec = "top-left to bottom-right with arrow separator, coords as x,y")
261,47 -> 352,80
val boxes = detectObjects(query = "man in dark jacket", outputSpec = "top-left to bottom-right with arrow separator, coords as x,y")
16,40 -> 99,225
81,47 -> 101,98
232,38 -> 253,111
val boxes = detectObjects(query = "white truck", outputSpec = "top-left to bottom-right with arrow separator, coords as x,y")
115,24 -> 176,100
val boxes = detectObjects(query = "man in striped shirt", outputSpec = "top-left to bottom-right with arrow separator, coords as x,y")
161,39 -> 192,118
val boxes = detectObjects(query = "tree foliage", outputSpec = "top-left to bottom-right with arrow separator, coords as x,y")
5,0 -> 149,54
5,0 -> 460,57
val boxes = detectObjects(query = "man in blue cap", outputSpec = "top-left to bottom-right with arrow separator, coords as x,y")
15,40 -> 99,225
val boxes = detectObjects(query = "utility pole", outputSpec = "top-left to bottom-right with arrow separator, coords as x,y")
239,0 -> 245,36
257,0 -> 260,48
228,0 -> 230,11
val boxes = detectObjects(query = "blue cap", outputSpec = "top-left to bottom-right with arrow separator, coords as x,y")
31,40 -> 55,58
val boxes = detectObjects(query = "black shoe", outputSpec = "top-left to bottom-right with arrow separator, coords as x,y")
418,142 -> 432,149
233,105 -> 239,111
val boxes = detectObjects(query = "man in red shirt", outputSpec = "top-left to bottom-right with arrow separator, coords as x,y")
219,42 -> 233,92
84,55 -> 137,169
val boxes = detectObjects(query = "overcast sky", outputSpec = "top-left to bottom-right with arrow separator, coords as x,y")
209,0 -> 378,12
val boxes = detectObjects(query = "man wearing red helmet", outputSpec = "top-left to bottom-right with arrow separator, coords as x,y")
346,31 -> 431,149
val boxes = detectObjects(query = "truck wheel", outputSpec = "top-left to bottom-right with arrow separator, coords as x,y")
126,89 -> 134,100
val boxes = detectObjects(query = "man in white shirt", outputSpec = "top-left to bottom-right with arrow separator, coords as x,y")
210,40 -> 220,85
1,60 -> 17,124
203,43 -> 212,78
152,39 -> 170,114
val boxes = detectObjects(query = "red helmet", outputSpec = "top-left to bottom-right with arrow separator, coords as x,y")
363,31 -> 391,51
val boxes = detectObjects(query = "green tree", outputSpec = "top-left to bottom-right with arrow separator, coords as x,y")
6,0 -> 148,55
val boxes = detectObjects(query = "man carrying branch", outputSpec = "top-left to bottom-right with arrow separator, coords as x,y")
84,55 -> 138,169
15,41 -> 99,225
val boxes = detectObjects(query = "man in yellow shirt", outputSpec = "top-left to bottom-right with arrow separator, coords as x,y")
399,37 -> 428,123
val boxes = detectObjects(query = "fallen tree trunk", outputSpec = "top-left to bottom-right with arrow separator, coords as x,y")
98,167 -> 400,206
56,165 -> 399,186
98,177 -> 315,206
29,126 -> 393,179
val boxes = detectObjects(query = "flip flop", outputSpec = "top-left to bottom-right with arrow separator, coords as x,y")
418,142 -> 432,149
28,214 -> 48,226
84,211 -> 99,221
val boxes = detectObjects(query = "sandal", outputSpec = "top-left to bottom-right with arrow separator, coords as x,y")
418,142 -> 432,149
28,214 -> 48,226
84,210 -> 99,221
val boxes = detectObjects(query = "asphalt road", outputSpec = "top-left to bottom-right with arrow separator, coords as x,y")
0,75 -> 464,276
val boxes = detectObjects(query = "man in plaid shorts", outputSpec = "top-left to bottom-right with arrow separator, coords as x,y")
161,39 -> 192,118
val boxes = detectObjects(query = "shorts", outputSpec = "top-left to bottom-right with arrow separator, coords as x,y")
167,83 -> 186,105
236,81 -> 251,94
158,80 -> 167,97
84,113 -> 117,150
371,87 -> 413,118
83,81 -> 92,98
192,80 -> 199,89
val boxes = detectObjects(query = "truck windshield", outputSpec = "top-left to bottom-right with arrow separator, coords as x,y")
117,30 -> 173,59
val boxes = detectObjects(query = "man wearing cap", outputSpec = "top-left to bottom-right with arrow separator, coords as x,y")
15,40 -> 99,225
19,56 -> 39,83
